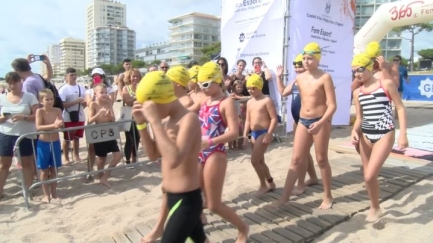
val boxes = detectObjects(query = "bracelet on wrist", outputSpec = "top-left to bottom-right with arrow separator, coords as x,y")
136,123 -> 147,131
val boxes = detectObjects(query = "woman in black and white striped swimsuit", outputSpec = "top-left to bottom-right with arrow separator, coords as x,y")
351,53 -> 409,222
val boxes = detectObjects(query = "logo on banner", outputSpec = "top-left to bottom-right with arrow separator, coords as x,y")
419,78 -> 433,98
325,1 -> 331,14
239,33 -> 246,42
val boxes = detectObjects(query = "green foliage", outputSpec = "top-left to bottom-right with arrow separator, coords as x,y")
199,56 -> 211,65
131,60 -> 146,68
200,42 -> 221,60
417,49 -> 433,60
393,23 -> 433,35
149,60 -> 161,66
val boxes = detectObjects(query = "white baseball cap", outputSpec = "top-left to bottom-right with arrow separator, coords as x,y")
91,67 -> 105,76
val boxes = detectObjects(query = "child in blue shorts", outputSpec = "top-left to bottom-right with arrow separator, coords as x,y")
35,89 -> 65,203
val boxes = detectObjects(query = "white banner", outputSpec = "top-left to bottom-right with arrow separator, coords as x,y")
221,0 -> 286,116
286,0 -> 355,132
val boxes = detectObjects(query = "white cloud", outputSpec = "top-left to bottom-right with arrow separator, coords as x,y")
0,0 -> 221,76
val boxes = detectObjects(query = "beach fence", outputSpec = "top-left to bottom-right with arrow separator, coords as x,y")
13,119 -> 150,210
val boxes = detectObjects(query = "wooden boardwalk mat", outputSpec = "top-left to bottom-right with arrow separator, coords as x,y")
97,157 -> 432,243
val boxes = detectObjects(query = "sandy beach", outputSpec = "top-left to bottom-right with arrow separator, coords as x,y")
0,100 -> 432,243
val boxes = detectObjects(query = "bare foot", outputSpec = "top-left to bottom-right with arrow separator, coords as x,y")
41,196 -> 50,203
51,197 -> 62,205
81,175 -> 94,183
235,223 -> 249,243
201,212 -> 208,225
291,186 -> 305,196
64,160 -> 72,166
366,208 -> 382,222
141,227 -> 163,243
269,199 -> 288,208
304,178 -> 319,186
73,156 -> 82,162
319,197 -> 333,210
267,181 -> 276,191
254,186 -> 272,197
100,178 -> 112,188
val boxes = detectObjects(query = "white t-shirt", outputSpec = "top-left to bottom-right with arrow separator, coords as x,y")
59,84 -> 87,122
0,93 -> 39,136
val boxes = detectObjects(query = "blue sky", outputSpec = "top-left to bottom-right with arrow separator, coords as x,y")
0,0 -> 430,76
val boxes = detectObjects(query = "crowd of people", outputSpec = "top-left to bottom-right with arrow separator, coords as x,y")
0,40 -> 410,243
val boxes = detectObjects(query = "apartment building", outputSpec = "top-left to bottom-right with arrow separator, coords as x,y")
60,37 -> 86,73
355,0 -> 401,59
42,44 -> 62,77
85,0 -> 127,68
168,12 -> 220,65
87,25 -> 136,67
135,41 -> 172,64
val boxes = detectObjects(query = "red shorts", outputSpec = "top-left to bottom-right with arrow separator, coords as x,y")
63,122 -> 85,141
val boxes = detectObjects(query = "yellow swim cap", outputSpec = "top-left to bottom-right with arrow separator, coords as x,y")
136,71 -> 177,104
197,62 -> 222,84
166,66 -> 190,87
246,73 -> 263,90
303,42 -> 321,60
295,54 -> 303,63
351,53 -> 374,71
188,65 -> 201,83
365,41 -> 381,58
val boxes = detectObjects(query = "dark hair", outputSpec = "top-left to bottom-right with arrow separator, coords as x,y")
123,59 -> 131,63
217,57 -> 229,75
394,55 -> 402,61
187,61 -> 199,68
237,59 -> 246,66
5,72 -> 21,83
11,58 -> 31,72
65,67 -> 76,74
252,57 -> 262,65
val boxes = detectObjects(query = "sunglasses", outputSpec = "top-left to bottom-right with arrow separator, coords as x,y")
198,80 -> 215,89
160,66 -> 169,69
293,61 -> 303,66
354,66 -> 367,72
393,59 -> 400,62
302,50 -> 321,55
218,62 -> 225,67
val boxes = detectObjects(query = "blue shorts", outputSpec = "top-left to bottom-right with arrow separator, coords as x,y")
36,140 -> 62,170
0,132 -> 34,157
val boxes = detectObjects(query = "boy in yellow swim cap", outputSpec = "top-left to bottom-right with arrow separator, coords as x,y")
242,73 -> 277,196
272,42 -> 336,210
132,71 -> 207,243
166,66 -> 194,108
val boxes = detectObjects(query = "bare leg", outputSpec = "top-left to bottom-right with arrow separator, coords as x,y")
62,140 -> 71,165
362,132 -> 395,222
49,167 -> 60,200
312,121 -> 333,210
73,138 -> 81,161
198,164 -> 208,225
304,153 -> 319,186
142,187 -> 167,242
40,169 -> 50,203
82,144 -> 96,183
272,124 -> 313,207
0,157 -> 12,200
204,153 -> 249,242
100,152 -> 122,188
21,156 -> 35,189
250,135 -> 275,197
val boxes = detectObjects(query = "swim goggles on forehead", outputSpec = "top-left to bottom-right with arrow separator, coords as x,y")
353,66 -> 367,72
293,61 -> 303,66
302,50 -> 321,55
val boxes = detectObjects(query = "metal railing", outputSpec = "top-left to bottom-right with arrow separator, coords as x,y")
13,119 -> 148,210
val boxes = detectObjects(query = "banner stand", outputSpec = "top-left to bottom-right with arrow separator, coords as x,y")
280,0 -> 291,135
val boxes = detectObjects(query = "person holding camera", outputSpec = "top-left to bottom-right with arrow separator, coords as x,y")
58,68 -> 87,165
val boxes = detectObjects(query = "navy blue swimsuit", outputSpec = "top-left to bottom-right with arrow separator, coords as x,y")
291,84 -> 301,124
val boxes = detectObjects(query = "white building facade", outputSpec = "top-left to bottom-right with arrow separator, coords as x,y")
168,12 -> 220,65
43,44 -> 62,77
60,37 -> 86,74
135,41 -> 172,64
87,26 -> 136,67
85,0 -> 127,68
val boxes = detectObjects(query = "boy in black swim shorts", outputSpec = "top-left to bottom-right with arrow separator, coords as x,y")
132,71 -> 207,243
88,84 -> 121,188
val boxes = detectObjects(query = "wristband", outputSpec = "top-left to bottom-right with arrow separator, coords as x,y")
208,138 -> 213,146
136,123 -> 147,131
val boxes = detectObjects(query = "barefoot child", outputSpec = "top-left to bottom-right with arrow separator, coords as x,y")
132,71 -> 208,243
351,53 -> 408,222
276,55 -> 319,195
273,42 -> 336,210
243,74 -> 277,196
88,84 -> 121,188
229,80 -> 248,149
35,89 -> 64,203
